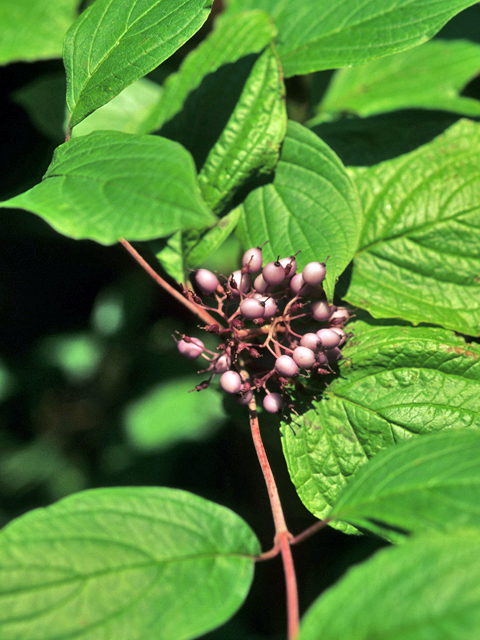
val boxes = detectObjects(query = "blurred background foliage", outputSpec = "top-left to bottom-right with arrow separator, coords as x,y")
2,1 -> 480,637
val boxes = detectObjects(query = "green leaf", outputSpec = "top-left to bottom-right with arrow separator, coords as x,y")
197,44 -> 286,214
330,430 -> 480,541
64,0 -> 213,129
236,120 -> 362,299
184,207 -> 242,270
0,487 -> 259,640
137,10 -> 277,134
124,376 -> 225,451
281,320 -> 480,532
72,78 -> 163,137
154,231 -> 186,283
0,131 -> 216,245
225,0 -> 479,76
311,40 -> 480,123
0,0 -> 77,65
346,119 -> 480,335
299,529 -> 480,640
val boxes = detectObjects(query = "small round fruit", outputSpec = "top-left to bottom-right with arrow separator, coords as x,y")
257,296 -> 278,319
302,262 -> 326,286
214,354 -> 231,373
317,352 -> 328,365
242,247 -> 263,273
275,355 -> 299,377
220,370 -> 242,394
326,347 -> 343,364
240,297 -> 265,320
300,332 -> 321,351
311,299 -> 333,322
263,393 -> 284,414
227,270 -> 251,296
292,346 -> 316,369
253,273 -> 270,294
237,388 -> 254,405
279,256 -> 297,278
330,307 -> 350,325
316,328 -> 341,349
177,337 -> 204,359
331,327 -> 347,347
290,274 -> 310,296
262,260 -> 286,286
195,269 -> 219,295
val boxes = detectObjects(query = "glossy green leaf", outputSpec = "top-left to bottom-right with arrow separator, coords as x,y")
72,79 -> 163,137
299,530 -> 480,640
281,320 -> 480,532
311,40 -> 480,123
330,430 -> 480,541
154,231 -> 186,283
197,44 -> 286,214
0,0 -> 77,65
64,0 -> 213,129
0,487 -> 259,640
0,131 -> 216,245
124,376 -> 225,451
184,207 -> 241,269
346,119 -> 480,335
236,120 -> 361,299
225,0 -> 478,76
137,10 -> 277,134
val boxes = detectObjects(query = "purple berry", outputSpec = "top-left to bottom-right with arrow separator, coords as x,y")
240,297 -> 265,320
177,337 -> 204,360
253,273 -> 270,294
237,388 -> 254,405
242,247 -> 263,273
330,307 -> 351,325
220,370 -> 242,393
300,332 -> 321,351
311,299 -> 334,322
257,296 -> 278,319
275,355 -> 299,377
292,346 -> 316,369
279,257 -> 297,278
317,352 -> 328,365
227,270 -> 251,296
331,327 -> 347,347
214,354 -> 231,373
316,328 -> 342,349
290,274 -> 310,296
195,269 -> 219,295
326,347 -> 343,363
302,262 -> 326,286
262,260 -> 286,286
263,393 -> 284,414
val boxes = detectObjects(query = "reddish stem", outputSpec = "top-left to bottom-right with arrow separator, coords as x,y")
119,239 -> 219,327
248,395 -> 299,640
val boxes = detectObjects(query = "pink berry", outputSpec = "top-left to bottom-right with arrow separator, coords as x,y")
275,355 -> 299,377
214,354 -> 231,373
300,333 -> 321,351
302,262 -> 326,286
257,296 -> 278,319
195,269 -> 219,295
331,327 -> 347,347
292,346 -> 316,369
237,388 -> 254,405
290,274 -> 310,296
253,273 -> 271,294
220,370 -> 242,393
317,352 -> 328,365
279,256 -> 297,278
242,247 -> 263,273
326,347 -> 343,363
240,297 -> 265,320
227,270 -> 251,296
311,299 -> 334,322
316,328 -> 342,349
330,307 -> 350,325
262,260 -> 286,286
177,337 -> 204,360
263,393 -> 284,414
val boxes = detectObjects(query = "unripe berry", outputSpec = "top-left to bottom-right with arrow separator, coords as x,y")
240,297 -> 265,320
292,346 -> 316,369
311,299 -> 334,322
275,355 -> 299,377
300,332 -> 321,351
262,260 -> 286,286
316,328 -> 342,349
195,269 -> 219,295
227,270 -> 251,296
263,393 -> 284,414
279,256 -> 297,278
290,273 -> 310,296
253,273 -> 270,294
330,307 -> 351,325
177,337 -> 204,360
302,262 -> 326,286
242,247 -> 263,273
220,370 -> 242,394
214,354 -> 231,373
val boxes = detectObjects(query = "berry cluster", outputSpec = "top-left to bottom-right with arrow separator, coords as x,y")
176,245 -> 351,414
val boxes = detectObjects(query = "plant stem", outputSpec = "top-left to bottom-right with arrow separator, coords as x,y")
119,239 -> 219,326
248,396 -> 299,640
